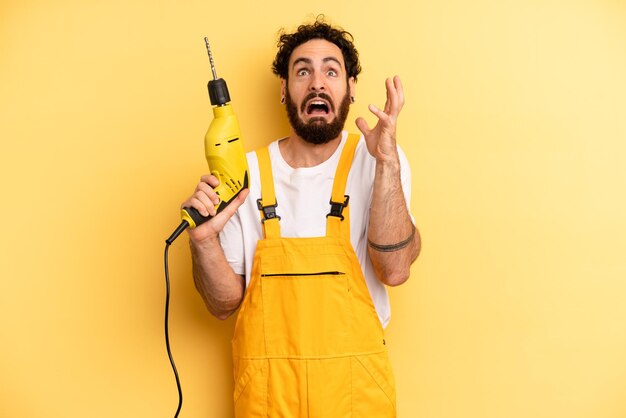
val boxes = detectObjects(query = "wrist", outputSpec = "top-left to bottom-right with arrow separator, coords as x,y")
375,155 -> 401,176
189,232 -> 220,251
374,142 -> 400,164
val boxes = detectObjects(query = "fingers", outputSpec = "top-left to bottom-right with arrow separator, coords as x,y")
356,76 -> 404,154
394,75 -> 405,108
364,76 -> 404,128
200,174 -> 219,188
367,104 -> 393,129
384,79 -> 392,114
183,175 -> 221,217
385,75 -> 404,119
183,172 -> 251,222
355,103 -> 394,137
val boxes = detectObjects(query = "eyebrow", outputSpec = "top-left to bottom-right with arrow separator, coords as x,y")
292,56 -> 342,68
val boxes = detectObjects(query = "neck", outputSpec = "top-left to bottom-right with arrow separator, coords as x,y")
279,131 -> 343,168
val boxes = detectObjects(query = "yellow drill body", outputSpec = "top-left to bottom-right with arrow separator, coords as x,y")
205,104 -> 247,198
181,103 -> 249,229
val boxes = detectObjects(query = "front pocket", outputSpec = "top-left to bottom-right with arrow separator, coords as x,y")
233,359 -> 268,417
351,351 -> 396,417
261,272 -> 354,357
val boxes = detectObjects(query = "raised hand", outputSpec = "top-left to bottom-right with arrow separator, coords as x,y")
355,75 -> 404,163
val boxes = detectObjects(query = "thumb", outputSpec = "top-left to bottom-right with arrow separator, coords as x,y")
207,188 -> 250,233
190,188 -> 250,241
221,188 -> 249,219
355,117 -> 370,136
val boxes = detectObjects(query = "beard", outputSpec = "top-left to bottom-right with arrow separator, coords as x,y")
285,88 -> 351,145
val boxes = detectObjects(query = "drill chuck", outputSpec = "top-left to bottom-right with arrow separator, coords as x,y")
209,78 -> 230,106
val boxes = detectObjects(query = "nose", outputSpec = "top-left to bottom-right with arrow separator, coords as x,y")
309,72 -> 325,92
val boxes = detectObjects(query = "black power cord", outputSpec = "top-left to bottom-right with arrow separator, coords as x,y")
164,242 -> 183,417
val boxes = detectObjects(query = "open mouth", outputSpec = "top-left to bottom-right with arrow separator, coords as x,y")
305,99 -> 331,116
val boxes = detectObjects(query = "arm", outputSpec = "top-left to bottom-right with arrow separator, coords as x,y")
356,76 -> 421,286
182,174 -> 249,319
367,151 -> 420,286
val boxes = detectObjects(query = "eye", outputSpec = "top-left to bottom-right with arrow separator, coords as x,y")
327,69 -> 338,77
297,68 -> 310,76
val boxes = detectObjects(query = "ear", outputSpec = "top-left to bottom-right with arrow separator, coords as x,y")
280,78 -> 287,99
348,76 -> 356,99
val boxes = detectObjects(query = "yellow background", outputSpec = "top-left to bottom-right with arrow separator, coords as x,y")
2,0 -> 625,417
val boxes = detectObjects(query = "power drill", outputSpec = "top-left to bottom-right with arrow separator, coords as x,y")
166,38 -> 249,245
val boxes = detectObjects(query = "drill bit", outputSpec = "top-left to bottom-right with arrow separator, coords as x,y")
204,37 -> 218,80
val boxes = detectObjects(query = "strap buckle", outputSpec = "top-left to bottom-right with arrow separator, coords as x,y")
257,198 -> 280,223
326,195 -> 350,221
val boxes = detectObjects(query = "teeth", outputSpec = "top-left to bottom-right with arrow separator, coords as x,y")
306,99 -> 330,115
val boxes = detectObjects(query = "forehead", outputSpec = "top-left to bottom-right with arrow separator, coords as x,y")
289,39 -> 345,67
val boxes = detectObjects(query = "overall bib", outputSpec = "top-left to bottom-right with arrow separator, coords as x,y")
232,134 -> 396,417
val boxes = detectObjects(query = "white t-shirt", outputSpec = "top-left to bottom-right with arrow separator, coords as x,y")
219,131 -> 412,328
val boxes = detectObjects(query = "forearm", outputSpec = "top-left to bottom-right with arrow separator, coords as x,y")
189,236 -> 245,320
368,156 -> 420,286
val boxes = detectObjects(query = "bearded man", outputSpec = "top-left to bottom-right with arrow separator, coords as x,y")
182,17 -> 420,417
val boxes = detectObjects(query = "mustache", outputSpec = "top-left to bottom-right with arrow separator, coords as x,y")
300,92 -> 335,113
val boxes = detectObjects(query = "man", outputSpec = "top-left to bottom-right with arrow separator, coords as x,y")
182,18 -> 420,417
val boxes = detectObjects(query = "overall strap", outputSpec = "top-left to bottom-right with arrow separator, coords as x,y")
326,133 -> 360,240
255,146 -> 281,239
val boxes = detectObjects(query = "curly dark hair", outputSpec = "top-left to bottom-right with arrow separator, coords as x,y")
272,16 -> 362,82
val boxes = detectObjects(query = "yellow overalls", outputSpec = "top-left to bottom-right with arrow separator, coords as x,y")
232,134 -> 396,417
